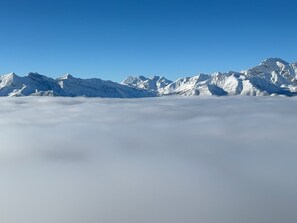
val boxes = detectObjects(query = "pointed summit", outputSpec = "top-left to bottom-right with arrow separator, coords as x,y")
244,58 -> 292,76
59,73 -> 74,80
27,72 -> 43,78
3,72 -> 20,81
260,58 -> 289,69
6,72 -> 18,78
261,57 -> 288,64
65,73 -> 73,79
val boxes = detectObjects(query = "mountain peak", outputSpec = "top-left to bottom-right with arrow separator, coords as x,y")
260,58 -> 289,67
122,75 -> 172,93
243,58 -> 291,77
27,72 -> 43,78
150,75 -> 161,80
2,72 -> 19,80
7,72 -> 17,77
60,73 -> 74,80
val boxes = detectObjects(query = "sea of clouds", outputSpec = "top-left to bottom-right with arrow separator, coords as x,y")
0,96 -> 297,223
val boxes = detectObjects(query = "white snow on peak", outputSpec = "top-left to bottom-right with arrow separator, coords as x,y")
123,58 -> 297,97
1,58 -> 297,97
122,75 -> 172,94
58,73 -> 74,80
0,73 -> 155,98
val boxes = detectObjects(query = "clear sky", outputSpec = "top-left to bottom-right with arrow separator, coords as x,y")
0,0 -> 297,82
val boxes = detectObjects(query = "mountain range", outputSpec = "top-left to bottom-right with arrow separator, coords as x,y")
0,73 -> 154,97
1,58 -> 297,97
123,58 -> 297,96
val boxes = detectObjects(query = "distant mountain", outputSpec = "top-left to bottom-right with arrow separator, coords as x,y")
1,58 -> 297,97
121,76 -> 172,94
0,73 -> 155,97
122,58 -> 297,96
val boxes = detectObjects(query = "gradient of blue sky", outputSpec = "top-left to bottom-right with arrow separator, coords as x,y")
0,0 -> 296,81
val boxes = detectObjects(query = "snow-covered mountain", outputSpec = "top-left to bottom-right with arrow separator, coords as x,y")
0,73 -> 155,97
1,58 -> 297,97
122,58 -> 297,96
121,75 -> 172,94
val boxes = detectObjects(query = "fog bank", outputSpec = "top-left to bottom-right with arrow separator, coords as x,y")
1,96 -> 297,223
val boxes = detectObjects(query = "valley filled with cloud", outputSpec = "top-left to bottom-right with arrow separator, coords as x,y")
1,96 -> 296,223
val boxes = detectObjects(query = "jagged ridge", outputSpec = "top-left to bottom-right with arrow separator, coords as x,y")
0,73 -> 155,97
122,58 -> 297,96
1,58 -> 297,97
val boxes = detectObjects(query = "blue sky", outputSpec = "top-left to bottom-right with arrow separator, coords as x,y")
0,0 -> 296,81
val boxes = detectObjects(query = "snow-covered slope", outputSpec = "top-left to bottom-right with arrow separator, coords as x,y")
122,75 -> 172,94
0,73 -> 155,97
124,58 -> 297,96
55,74 -> 155,97
1,58 -> 297,97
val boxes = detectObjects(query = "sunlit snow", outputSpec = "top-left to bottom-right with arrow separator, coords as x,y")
0,96 -> 297,223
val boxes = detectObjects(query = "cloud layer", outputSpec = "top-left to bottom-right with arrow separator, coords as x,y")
1,96 -> 297,223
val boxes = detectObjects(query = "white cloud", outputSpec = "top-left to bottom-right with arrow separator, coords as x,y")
0,96 -> 297,223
